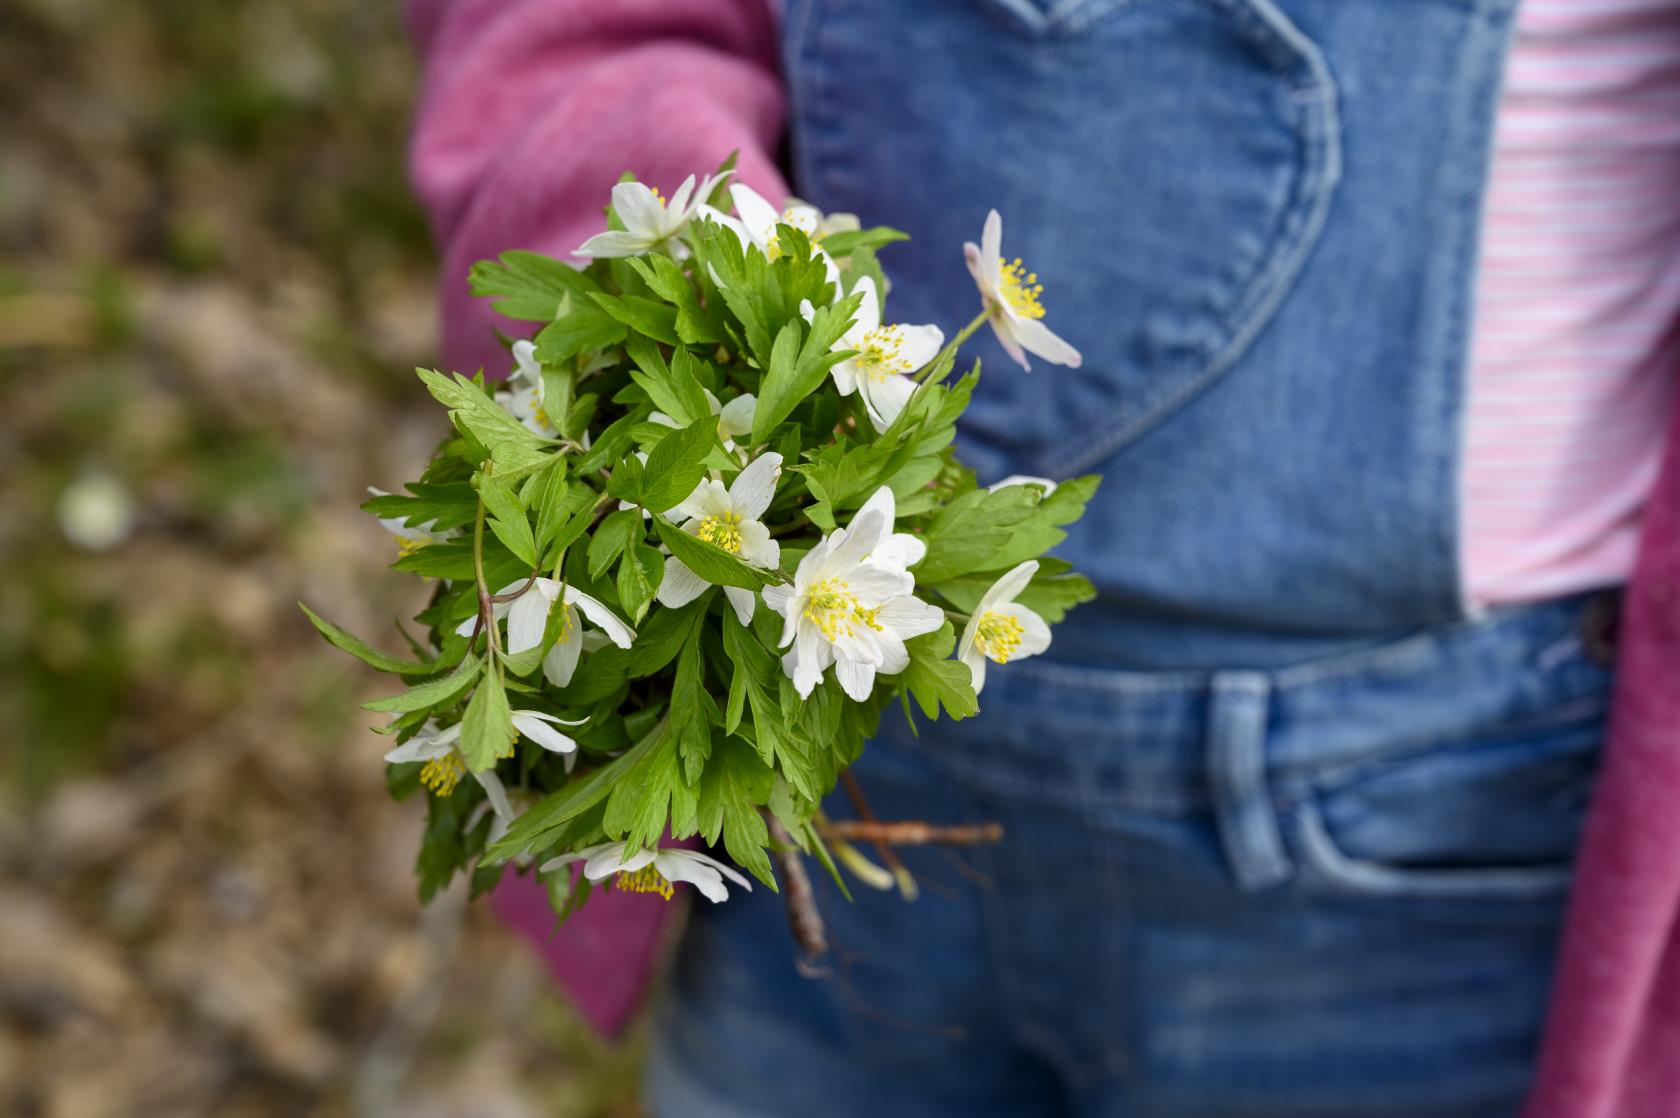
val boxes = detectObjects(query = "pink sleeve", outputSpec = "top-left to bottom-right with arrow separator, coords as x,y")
406,0 -> 789,377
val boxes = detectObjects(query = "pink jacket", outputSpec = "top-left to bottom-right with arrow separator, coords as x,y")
406,3 -> 1680,1113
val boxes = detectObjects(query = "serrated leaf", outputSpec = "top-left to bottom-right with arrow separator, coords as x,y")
616,543 -> 662,624
362,651 -> 484,714
478,473 -> 536,567
469,250 -> 600,321
914,485 -> 1042,583
588,293 -> 680,346
900,622 -> 978,721
460,667 -> 514,771
637,416 -> 716,513
628,598 -> 707,677
696,738 -> 775,886
300,604 -> 434,676
533,300 -> 626,364
417,369 -> 551,478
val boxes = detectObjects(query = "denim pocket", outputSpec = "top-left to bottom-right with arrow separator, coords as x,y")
784,0 -> 1341,475
1287,704 -> 1604,902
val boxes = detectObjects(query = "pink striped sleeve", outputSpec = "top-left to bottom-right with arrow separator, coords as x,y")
406,0 -> 789,379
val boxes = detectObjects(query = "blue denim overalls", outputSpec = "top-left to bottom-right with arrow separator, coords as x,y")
650,2 -> 1616,1114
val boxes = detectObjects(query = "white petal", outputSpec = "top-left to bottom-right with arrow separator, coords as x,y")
511,712 -> 578,754
1009,317 -> 1082,368
871,532 -> 927,571
564,587 -> 636,648
989,316 -> 1032,370
997,602 -> 1052,657
382,731 -> 453,764
961,647 -> 989,693
611,181 -> 667,238
471,767 -> 515,820
874,630 -> 911,676
718,393 -> 757,439
511,339 -> 541,384
730,184 -> 782,246
671,848 -> 753,891
877,595 -> 945,641
761,581 -> 794,618
829,357 -> 860,396
843,565 -> 914,602
827,507 -> 887,572
987,475 -> 1059,495
834,655 -> 876,701
675,479 -> 729,521
736,521 -> 778,567
849,275 -> 880,334
894,323 -> 943,369
657,557 -> 709,607
660,856 -> 727,902
723,585 -> 757,626
855,486 -> 897,533
981,210 -> 1003,274
665,174 -> 699,222
542,621 -> 584,687
860,372 -> 916,432
789,621 -> 832,696
584,844 -> 653,881
964,241 -> 993,301
506,584 -> 551,654
728,452 -> 782,520
980,561 -> 1039,613
573,230 -> 653,259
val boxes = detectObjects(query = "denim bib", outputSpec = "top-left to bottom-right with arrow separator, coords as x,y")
780,0 -> 1522,667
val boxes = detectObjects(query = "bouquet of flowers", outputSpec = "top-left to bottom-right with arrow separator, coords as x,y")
304,156 -> 1098,947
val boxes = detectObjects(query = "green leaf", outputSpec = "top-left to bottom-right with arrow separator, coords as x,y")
588,508 -> 641,580
533,299 -> 626,364
819,226 -> 909,258
362,651 -> 484,714
980,474 -> 1102,572
625,335 -> 711,426
748,290 -> 862,445
670,622 -> 714,784
478,473 -> 536,567
601,720 -> 695,853
696,738 -> 775,886
652,517 -> 776,590
637,416 -> 716,513
914,485 -> 1042,583
588,293 -> 680,346
468,250 -> 600,322
417,369 -> 551,478
628,598 -> 707,677
459,667 -> 515,771
361,483 -> 478,533
899,622 -> 978,721
534,471 -> 587,560
299,604 -> 434,675
489,718 -> 664,859
933,565 -> 1097,625
616,543 -> 662,624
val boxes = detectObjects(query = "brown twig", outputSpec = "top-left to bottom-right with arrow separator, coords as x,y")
840,771 -> 912,889
766,814 -> 828,971
817,820 -> 1004,847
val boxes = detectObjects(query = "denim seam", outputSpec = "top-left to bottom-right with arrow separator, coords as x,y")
1271,696 -> 1608,801
1038,0 -> 1344,475
1290,796 -> 1575,900
1208,674 -> 1294,890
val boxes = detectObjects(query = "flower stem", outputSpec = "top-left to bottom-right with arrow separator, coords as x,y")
915,310 -> 989,384
472,490 -> 500,656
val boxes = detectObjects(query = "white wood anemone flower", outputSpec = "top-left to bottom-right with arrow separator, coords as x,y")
957,560 -> 1052,693
805,275 -> 943,432
573,171 -> 729,259
851,485 -> 927,573
702,184 -> 842,292
455,580 -> 636,687
368,487 -> 456,558
761,494 -> 944,700
384,709 -> 583,808
963,210 -> 1082,371
493,339 -> 557,437
656,451 -> 782,624
540,841 -> 752,903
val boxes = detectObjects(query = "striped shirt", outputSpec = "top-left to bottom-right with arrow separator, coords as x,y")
1463,0 -> 1680,605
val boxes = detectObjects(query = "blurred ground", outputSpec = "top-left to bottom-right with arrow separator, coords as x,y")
0,2 -> 645,1114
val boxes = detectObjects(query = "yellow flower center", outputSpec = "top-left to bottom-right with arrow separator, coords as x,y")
855,325 -> 914,381
614,863 -> 675,901
804,578 -> 885,642
975,610 -> 1025,664
649,185 -> 666,207
997,257 -> 1046,320
532,404 -> 553,431
419,752 -> 466,796
697,510 -> 744,554
396,534 -> 431,559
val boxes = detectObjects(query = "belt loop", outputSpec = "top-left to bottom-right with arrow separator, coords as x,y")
1207,672 -> 1293,891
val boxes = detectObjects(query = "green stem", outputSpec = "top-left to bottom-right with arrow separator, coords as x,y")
472,490 -> 501,656
915,310 -> 989,384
